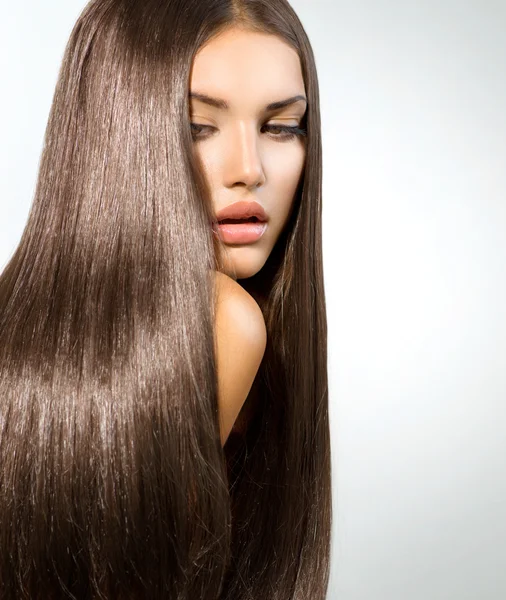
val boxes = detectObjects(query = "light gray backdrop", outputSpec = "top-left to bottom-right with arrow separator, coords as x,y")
1,2 -> 505,599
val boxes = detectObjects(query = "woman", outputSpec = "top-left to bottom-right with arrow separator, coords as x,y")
0,0 -> 331,598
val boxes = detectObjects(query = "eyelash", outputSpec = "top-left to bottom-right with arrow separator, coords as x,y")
190,123 -> 307,142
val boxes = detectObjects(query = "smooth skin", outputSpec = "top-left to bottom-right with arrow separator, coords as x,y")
213,271 -> 267,446
191,27 -> 307,444
190,27 -> 308,280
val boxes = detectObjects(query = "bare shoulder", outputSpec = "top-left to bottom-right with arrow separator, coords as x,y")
212,271 -> 267,446
213,272 -> 266,345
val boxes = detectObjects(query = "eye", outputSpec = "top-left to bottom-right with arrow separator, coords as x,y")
190,123 -> 210,139
262,124 -> 307,141
190,122 -> 307,142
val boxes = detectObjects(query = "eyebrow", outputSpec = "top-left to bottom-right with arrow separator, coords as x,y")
189,92 -> 307,112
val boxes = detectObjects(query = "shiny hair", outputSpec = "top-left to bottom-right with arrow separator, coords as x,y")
0,0 -> 331,598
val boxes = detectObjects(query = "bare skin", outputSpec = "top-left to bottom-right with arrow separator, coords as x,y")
213,271 -> 267,446
190,26 -> 307,281
192,27 -> 307,443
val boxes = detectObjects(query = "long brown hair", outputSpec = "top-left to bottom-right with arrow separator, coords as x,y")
0,0 -> 331,598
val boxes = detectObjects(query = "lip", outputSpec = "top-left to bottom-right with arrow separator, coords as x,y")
214,200 -> 268,223
212,221 -> 268,245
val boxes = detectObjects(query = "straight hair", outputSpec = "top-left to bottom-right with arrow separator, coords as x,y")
0,0 -> 331,598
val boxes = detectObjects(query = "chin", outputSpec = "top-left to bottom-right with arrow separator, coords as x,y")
221,249 -> 268,280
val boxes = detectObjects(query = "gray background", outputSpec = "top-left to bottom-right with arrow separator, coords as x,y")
1,1 -> 505,599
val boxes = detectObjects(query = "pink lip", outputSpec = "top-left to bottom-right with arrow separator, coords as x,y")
212,221 -> 268,244
215,200 -> 268,223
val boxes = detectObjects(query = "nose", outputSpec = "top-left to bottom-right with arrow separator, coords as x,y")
224,121 -> 266,189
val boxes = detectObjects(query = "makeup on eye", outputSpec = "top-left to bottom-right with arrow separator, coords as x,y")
188,91 -> 308,141
189,121 -> 307,142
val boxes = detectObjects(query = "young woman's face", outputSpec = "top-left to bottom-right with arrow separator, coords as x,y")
189,27 -> 307,280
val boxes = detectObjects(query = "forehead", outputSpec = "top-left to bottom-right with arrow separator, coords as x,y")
190,28 -> 305,112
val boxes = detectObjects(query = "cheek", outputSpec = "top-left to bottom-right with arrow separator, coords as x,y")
270,141 -> 305,169
269,147 -> 305,211
193,146 -> 215,180
270,143 -> 305,184
195,142 -> 305,217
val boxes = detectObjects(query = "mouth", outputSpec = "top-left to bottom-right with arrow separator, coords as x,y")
212,218 -> 268,244
214,200 -> 268,224
216,216 -> 264,225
